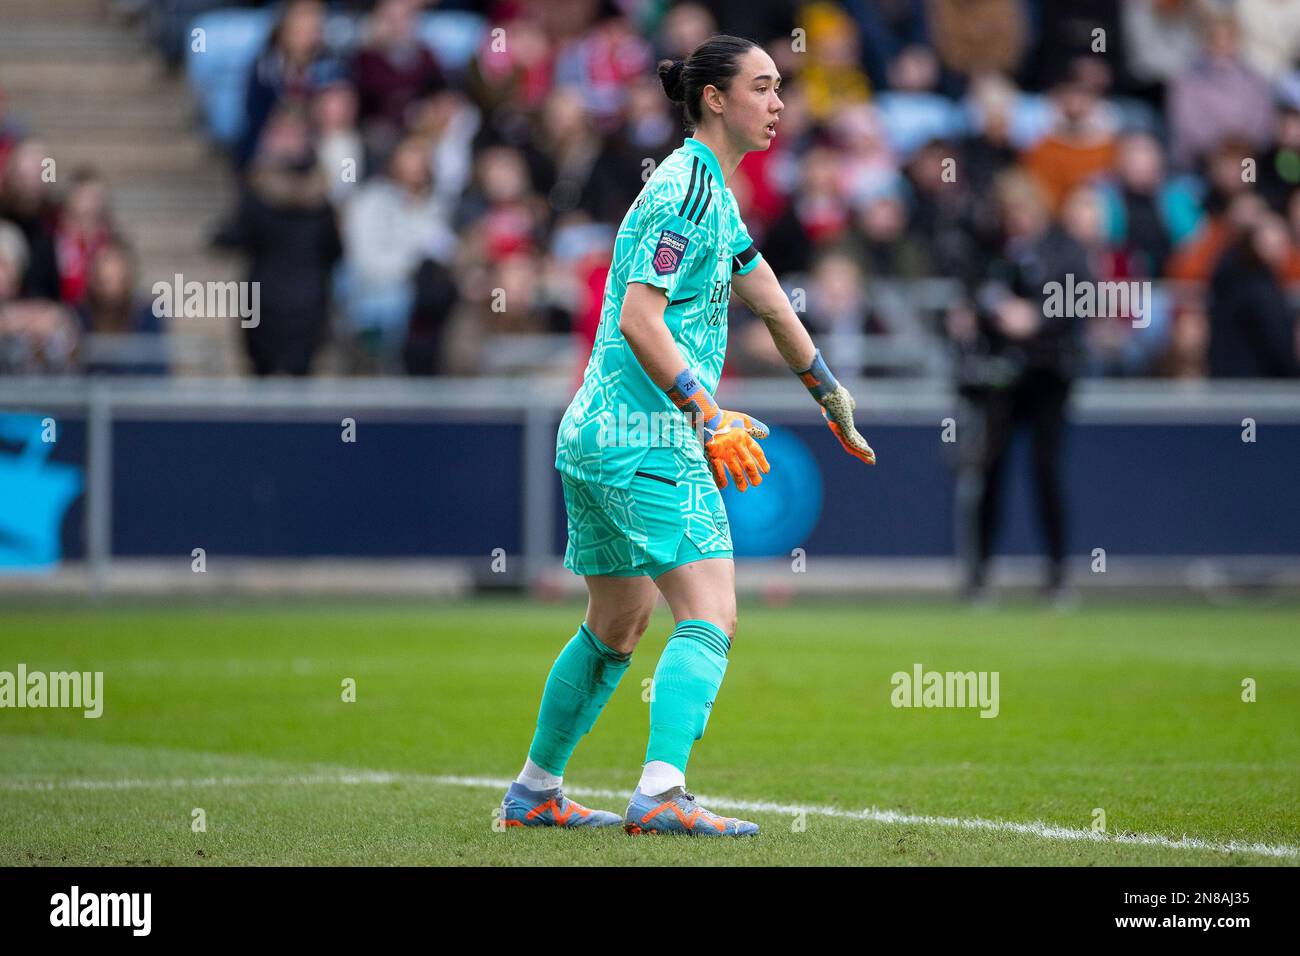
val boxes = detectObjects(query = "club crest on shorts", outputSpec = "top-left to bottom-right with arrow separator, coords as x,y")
653,230 -> 690,275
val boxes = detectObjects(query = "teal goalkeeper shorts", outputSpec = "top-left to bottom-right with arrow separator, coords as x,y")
561,445 -> 734,578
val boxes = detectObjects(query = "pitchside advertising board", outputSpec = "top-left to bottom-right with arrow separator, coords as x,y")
1,412 -> 1298,568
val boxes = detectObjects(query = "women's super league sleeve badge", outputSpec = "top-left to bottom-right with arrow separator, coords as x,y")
653,230 -> 690,275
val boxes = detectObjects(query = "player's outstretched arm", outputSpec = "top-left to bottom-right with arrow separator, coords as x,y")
621,282 -> 771,490
732,260 -> 876,466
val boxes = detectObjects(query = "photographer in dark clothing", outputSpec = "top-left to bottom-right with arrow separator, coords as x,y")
951,172 -> 1093,601
216,106 -> 342,376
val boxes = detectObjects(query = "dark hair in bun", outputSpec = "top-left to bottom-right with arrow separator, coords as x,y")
657,34 -> 757,131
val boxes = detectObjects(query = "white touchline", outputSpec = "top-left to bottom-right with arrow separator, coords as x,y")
2,770 -> 1295,860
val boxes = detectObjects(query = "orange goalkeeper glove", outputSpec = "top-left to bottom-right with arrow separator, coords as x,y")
667,368 -> 770,491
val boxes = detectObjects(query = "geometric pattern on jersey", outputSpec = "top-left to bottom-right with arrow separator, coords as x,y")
561,445 -> 732,577
556,135 -> 764,490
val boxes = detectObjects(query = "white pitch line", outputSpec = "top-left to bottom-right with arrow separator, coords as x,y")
3,770 -> 1296,860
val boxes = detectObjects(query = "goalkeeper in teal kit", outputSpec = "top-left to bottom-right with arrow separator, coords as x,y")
501,35 -> 876,836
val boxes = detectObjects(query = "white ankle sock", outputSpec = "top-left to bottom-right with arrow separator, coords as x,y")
637,760 -> 685,796
516,758 -> 561,791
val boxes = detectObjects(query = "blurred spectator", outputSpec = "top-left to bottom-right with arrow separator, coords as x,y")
833,104 -> 902,210
811,243 -> 925,373
0,83 -> 26,178
489,252 -> 571,334
847,0 -> 930,92
217,107 -> 342,376
1166,140 -> 1261,283
467,15 -> 554,134
1208,213 -> 1300,377
1122,0 -> 1202,89
656,2 -> 717,61
904,138 -> 979,281
351,0 -> 444,159
553,12 -> 653,125
407,88 -> 479,207
847,187 -> 932,283
238,0 -> 346,168
457,144 -> 547,258
1235,0 -> 1300,80
874,46 -> 967,160
0,141 -> 61,300
761,143 -> 852,276
1167,11 -> 1275,170
1258,96 -> 1300,214
959,76 -> 1022,246
312,81 -> 365,205
1023,0 -> 1131,94
341,134 -> 455,372
76,241 -> 167,376
705,0 -> 794,49
1021,62 -> 1119,212
927,0 -> 1025,82
54,168 -> 117,307
1062,185 -> 1167,376
527,88 -> 604,219
805,249 -> 868,338
797,2 -> 871,123
1096,130 -> 1202,277
0,221 -> 77,374
955,172 -> 1092,600
578,78 -> 677,224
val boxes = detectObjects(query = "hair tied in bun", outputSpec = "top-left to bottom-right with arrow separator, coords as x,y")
658,59 -> 686,103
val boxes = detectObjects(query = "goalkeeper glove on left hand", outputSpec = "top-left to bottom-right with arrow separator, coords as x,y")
794,349 -> 877,466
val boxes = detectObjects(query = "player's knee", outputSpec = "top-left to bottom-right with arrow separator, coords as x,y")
596,609 -> 651,655
689,602 -> 735,643
624,610 -> 652,648
716,606 -> 738,643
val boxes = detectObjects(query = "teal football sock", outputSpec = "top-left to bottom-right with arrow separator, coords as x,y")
644,619 -> 731,774
526,623 -> 632,777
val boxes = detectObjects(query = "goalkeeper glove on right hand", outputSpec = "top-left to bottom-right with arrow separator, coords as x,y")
667,368 -> 771,491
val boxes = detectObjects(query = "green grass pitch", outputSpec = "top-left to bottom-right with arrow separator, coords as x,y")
1,599 -> 1297,866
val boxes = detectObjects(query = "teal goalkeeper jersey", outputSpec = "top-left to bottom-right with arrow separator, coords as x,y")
556,136 -> 763,488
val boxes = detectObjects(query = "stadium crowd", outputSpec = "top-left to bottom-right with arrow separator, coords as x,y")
2,0 -> 1300,379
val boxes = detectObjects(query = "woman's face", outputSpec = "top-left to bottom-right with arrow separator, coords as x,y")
281,1 -> 323,59
480,148 -> 529,204
91,248 -> 132,302
1118,135 -> 1163,191
390,141 -> 429,192
67,181 -> 108,224
1063,188 -> 1103,244
715,47 -> 784,153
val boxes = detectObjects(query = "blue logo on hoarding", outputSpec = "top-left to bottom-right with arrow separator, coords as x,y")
0,414 -> 83,570
721,424 -> 822,557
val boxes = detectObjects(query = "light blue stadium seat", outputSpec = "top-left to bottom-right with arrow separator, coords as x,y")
416,10 -> 488,73
186,8 -> 487,147
186,8 -> 276,146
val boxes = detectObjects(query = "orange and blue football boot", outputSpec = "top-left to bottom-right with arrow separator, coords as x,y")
500,782 -> 622,828
623,787 -> 759,836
